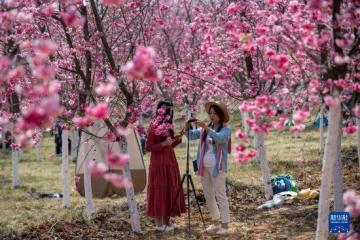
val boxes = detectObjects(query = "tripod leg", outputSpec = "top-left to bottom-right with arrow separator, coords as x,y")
169,174 -> 186,218
187,174 -> 191,234
188,174 -> 206,229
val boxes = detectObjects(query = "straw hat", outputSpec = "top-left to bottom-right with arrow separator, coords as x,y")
204,101 -> 230,123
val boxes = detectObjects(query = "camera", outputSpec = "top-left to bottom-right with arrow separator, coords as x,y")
187,118 -> 197,124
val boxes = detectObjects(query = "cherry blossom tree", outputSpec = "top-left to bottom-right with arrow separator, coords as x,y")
1,0 -> 359,236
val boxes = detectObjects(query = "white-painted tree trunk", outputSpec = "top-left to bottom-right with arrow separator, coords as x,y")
83,130 -> 95,216
333,115 -> 343,211
1,127 -> 6,151
241,110 -> 250,136
61,130 -> 71,208
71,130 -> 79,162
253,130 -> 273,200
120,141 -> 142,233
357,117 -> 360,172
11,124 -> 20,188
35,134 -> 42,161
316,98 -> 341,240
12,148 -> 20,188
319,105 -> 325,154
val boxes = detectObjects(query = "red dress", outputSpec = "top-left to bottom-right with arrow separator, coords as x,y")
146,126 -> 186,217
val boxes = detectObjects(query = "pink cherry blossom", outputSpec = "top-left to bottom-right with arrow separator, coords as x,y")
73,116 -> 93,128
104,173 -> 133,188
32,39 -> 57,57
123,46 -> 161,82
235,130 -> 247,139
19,94 -> 63,130
245,119 -> 256,127
252,124 -> 262,132
334,55 -> 350,65
101,0 -> 122,7
353,106 -> 360,118
272,121 -> 285,130
343,123 -> 357,135
40,3 -> 57,16
88,161 -> 108,177
32,65 -> 56,81
107,151 -> 129,168
343,190 -> 357,205
290,124 -> 306,133
246,151 -> 257,159
265,48 -> 276,58
227,3 -> 238,15
106,132 -> 117,142
235,144 -> 246,152
239,102 -> 250,112
160,4 -> 169,11
95,79 -> 117,96
117,127 -> 131,136
87,103 -> 109,120
274,54 -> 289,70
61,6 -> 85,28
293,110 -> 310,124
157,106 -> 166,115
324,95 -> 340,107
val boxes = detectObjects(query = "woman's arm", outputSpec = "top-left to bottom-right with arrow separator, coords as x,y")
208,127 -> 231,144
146,128 -> 168,152
185,128 -> 201,140
171,136 -> 182,148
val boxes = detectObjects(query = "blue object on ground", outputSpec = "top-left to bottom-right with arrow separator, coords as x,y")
313,116 -> 329,127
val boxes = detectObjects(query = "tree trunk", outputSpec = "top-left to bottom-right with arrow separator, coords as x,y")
241,110 -> 250,136
319,104 -> 325,154
61,130 -> 71,208
35,132 -> 42,161
253,130 -> 273,200
12,149 -> 20,188
11,124 -> 20,188
1,126 -> 6,152
357,117 -> 360,172
316,99 -> 341,240
333,115 -> 343,211
120,141 -> 142,233
83,129 -> 94,216
71,130 -> 79,162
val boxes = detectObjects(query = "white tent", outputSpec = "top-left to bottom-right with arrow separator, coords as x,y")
75,121 -> 146,198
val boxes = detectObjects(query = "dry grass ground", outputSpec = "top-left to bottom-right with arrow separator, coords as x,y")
0,113 -> 359,239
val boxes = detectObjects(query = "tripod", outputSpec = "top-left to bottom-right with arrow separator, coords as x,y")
169,125 -> 205,234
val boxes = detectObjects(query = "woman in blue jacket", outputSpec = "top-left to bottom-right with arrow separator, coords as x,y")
186,101 -> 231,236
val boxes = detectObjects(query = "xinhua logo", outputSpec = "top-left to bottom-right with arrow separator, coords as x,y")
328,211 -> 350,233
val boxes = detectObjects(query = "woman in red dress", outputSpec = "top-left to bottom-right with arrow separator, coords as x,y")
146,101 -> 186,231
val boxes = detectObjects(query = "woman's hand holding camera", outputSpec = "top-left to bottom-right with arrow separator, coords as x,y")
161,138 -> 172,147
179,128 -> 185,137
195,120 -> 209,132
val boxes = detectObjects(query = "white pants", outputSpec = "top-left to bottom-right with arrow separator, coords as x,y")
200,167 -> 230,223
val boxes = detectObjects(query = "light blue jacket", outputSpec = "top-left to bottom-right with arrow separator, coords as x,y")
187,126 -> 231,177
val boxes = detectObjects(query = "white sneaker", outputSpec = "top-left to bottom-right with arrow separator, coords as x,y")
155,225 -> 175,232
216,227 -> 230,235
155,225 -> 166,231
206,224 -> 221,232
164,224 -> 175,232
